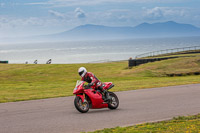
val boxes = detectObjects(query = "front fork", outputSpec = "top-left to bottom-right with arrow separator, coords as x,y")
77,94 -> 86,103
83,93 -> 87,102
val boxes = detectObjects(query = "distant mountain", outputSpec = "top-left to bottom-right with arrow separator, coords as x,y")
52,21 -> 200,40
1,21 -> 200,44
54,24 -> 134,40
132,21 -> 200,37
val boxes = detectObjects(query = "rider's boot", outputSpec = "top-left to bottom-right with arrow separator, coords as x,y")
98,86 -> 111,102
102,89 -> 111,102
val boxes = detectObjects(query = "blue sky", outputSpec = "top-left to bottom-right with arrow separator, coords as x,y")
0,0 -> 200,37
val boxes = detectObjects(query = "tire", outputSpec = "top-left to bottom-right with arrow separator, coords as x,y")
74,96 -> 89,113
108,92 -> 119,110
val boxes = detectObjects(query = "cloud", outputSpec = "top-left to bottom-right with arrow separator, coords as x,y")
74,8 -> 86,19
25,2 -> 49,5
0,16 -> 62,37
144,7 -> 191,20
48,10 -> 65,19
25,0 -> 187,7
1,0 -> 200,38
103,9 -> 135,22
0,16 -> 46,29
145,7 -> 164,20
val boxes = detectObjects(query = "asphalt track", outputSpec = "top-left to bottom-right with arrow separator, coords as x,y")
0,84 -> 200,133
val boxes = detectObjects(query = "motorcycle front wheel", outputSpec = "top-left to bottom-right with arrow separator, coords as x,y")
74,96 -> 89,113
108,92 -> 119,110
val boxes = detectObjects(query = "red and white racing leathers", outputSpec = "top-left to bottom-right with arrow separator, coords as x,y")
81,72 -> 102,90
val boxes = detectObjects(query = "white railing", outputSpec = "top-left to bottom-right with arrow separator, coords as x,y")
135,46 -> 200,59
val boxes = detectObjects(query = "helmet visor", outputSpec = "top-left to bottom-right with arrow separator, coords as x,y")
79,71 -> 84,77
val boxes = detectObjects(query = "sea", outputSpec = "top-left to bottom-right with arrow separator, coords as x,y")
0,36 -> 200,64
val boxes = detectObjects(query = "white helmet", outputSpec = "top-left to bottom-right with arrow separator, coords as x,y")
78,67 -> 87,77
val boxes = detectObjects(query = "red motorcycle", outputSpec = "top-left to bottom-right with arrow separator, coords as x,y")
73,80 -> 119,113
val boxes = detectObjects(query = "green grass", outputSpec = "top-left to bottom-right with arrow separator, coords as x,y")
0,54 -> 200,103
88,114 -> 200,133
127,55 -> 200,77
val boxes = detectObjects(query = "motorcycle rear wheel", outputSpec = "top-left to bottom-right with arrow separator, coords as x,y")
108,92 -> 119,109
74,96 -> 89,113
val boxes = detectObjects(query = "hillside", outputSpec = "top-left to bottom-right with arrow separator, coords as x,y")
1,21 -> 200,43
54,21 -> 200,40
0,53 -> 200,103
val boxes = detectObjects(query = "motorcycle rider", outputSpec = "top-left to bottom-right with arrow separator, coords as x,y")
78,67 -> 110,102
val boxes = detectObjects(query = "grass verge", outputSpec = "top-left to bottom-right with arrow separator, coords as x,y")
87,114 -> 200,133
0,54 -> 200,103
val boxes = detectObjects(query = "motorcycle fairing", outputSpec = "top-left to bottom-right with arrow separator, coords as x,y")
84,89 -> 108,109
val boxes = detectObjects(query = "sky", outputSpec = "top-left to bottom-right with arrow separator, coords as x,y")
0,0 -> 200,38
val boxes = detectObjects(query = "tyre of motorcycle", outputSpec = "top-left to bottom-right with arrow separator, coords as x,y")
74,96 -> 89,113
107,92 -> 119,110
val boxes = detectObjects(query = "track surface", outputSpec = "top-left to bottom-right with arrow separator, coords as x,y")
0,84 -> 200,133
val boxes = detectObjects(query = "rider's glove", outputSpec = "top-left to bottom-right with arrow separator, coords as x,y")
88,82 -> 94,87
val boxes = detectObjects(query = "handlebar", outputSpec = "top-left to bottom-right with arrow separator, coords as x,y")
85,84 -> 95,90
83,84 -> 90,89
